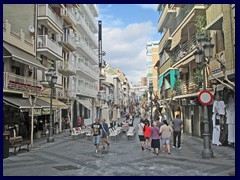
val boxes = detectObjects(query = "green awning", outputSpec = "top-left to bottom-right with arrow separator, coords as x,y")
158,69 -> 179,89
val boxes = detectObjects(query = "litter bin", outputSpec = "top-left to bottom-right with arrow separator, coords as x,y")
3,131 -> 10,159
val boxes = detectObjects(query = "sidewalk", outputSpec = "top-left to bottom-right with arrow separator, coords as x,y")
3,122 -> 235,176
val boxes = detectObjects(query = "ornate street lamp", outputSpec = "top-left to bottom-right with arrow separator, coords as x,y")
149,82 -> 153,126
45,69 -> 58,143
97,91 -> 101,120
194,38 -> 214,158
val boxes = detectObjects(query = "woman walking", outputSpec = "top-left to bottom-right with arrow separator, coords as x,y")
150,121 -> 161,155
143,120 -> 151,150
159,120 -> 173,155
101,119 -> 110,150
138,119 -> 146,151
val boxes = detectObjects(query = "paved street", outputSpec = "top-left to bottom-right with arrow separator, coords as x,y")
3,118 -> 235,176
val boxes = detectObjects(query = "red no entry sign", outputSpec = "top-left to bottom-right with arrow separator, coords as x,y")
198,90 -> 213,105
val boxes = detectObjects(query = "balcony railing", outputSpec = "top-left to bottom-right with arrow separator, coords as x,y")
77,85 -> 98,97
169,4 -> 195,35
77,15 -> 98,46
82,4 -> 98,31
175,79 -> 199,95
171,36 -> 197,65
63,33 -> 76,50
3,72 -> 42,93
77,61 -> 99,80
76,38 -> 98,63
158,5 -> 176,32
38,4 -> 63,30
37,35 -> 62,57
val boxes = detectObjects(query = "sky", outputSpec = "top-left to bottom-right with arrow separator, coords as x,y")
98,4 -> 162,84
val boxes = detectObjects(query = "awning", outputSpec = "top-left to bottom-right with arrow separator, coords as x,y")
3,42 -> 46,70
78,99 -> 92,110
3,96 -> 51,109
38,97 -> 68,109
3,96 -> 40,109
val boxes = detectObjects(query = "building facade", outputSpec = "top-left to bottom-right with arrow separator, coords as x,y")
3,4 -> 99,141
156,4 -> 235,145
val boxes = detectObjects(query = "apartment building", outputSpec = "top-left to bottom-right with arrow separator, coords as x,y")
157,4 -> 235,142
3,4 -> 99,140
146,41 -> 159,92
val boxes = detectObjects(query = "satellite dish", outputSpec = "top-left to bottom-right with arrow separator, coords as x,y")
29,25 -> 35,33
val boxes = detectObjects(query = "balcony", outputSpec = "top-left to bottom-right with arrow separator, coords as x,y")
169,4 -> 195,35
38,4 -> 63,33
3,20 -> 35,55
76,61 -> 99,81
159,58 -> 171,76
58,61 -> 76,77
82,4 -> 98,31
62,33 -> 76,51
76,15 -> 98,47
171,36 -> 197,66
158,29 -> 171,54
158,5 -> 176,33
76,38 -> 98,64
206,4 -> 223,30
37,35 -> 63,61
175,79 -> 198,96
76,85 -> 98,98
3,72 -> 42,94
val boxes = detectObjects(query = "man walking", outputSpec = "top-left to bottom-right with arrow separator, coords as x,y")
172,114 -> 183,149
91,118 -> 102,153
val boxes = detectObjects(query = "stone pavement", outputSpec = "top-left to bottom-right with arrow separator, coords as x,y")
3,118 -> 235,176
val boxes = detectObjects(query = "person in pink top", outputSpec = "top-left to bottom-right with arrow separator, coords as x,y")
143,120 -> 151,150
150,121 -> 160,155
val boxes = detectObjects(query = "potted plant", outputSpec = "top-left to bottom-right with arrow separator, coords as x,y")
195,15 -> 210,40
194,68 -> 203,90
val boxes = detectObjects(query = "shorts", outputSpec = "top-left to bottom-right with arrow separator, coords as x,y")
138,135 -> 145,141
92,135 -> 101,145
161,138 -> 170,145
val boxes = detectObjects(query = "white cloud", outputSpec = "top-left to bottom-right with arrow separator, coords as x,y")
135,4 -> 158,11
102,21 -> 156,83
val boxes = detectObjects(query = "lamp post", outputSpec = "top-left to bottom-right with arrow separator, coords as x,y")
45,69 -> 58,143
194,37 -> 214,158
97,92 -> 101,120
149,82 -> 153,126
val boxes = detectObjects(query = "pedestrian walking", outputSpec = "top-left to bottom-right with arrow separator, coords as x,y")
160,120 -> 173,155
138,119 -> 146,151
143,120 -> 151,150
91,118 -> 102,153
101,119 -> 110,150
150,121 -> 160,155
155,116 -> 163,128
172,114 -> 183,149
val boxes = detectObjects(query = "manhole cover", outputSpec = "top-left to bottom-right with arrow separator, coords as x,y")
53,165 -> 80,171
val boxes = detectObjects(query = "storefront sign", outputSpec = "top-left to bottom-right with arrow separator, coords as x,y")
7,81 -> 42,93
42,108 -> 50,115
33,108 -> 42,116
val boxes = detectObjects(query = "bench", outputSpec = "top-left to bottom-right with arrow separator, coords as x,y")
9,136 -> 30,155
71,127 -> 86,140
127,127 -> 136,140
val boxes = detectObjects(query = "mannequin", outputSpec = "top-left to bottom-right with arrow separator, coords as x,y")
212,95 -> 221,146
226,94 -> 235,144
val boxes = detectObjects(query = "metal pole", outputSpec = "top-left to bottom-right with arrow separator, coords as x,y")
150,94 -> 153,126
202,61 -> 213,158
47,78 -> 54,142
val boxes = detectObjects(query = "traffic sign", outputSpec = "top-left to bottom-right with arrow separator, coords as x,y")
198,90 -> 213,105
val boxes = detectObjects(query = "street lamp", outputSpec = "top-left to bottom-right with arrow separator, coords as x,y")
149,82 -> 153,126
194,38 -> 214,158
45,69 -> 58,143
97,91 -> 101,120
